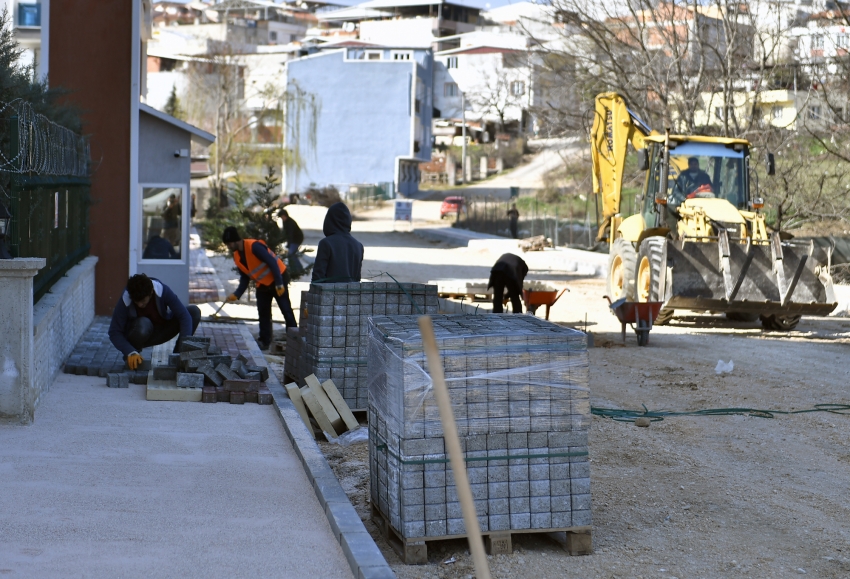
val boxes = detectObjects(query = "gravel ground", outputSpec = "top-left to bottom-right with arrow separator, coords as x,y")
213,202 -> 850,579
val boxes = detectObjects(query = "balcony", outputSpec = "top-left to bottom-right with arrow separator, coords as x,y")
17,4 -> 41,28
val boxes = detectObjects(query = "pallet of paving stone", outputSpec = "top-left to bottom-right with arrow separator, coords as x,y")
366,314 -> 591,547
298,282 -> 439,411
369,502 -> 592,564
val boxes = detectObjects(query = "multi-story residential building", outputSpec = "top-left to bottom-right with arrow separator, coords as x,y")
283,44 -> 432,196
433,30 -> 535,137
317,0 -> 480,50
1,0 -> 48,79
791,5 -> 850,77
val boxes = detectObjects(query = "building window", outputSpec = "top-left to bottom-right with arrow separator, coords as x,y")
444,82 -> 458,97
17,3 -> 40,27
510,80 -> 525,96
141,186 -> 185,261
772,106 -> 783,120
366,50 -> 383,61
391,51 -> 412,61
446,56 -> 458,69
813,34 -> 824,49
838,34 -> 848,48
269,31 -> 278,42
809,105 -> 821,120
715,106 -> 723,120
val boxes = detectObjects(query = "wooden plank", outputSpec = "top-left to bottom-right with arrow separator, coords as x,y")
418,316 -> 491,579
322,379 -> 359,431
304,374 -> 345,433
284,382 -> 312,432
301,388 -> 338,438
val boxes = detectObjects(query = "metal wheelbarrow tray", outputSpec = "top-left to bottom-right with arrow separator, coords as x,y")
604,296 -> 664,346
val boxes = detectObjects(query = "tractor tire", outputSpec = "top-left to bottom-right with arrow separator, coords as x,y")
606,238 -> 637,301
759,314 -> 801,331
636,237 -> 674,325
726,312 -> 760,323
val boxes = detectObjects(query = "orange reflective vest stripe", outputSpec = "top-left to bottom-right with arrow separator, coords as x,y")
234,239 -> 286,286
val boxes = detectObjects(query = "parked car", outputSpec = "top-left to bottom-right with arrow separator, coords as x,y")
440,196 -> 466,219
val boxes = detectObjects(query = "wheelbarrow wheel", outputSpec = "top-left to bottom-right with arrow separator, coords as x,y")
636,318 -> 650,346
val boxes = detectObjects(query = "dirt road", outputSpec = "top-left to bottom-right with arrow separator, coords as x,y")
212,201 -> 850,578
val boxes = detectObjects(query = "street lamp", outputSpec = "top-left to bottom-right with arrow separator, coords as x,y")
0,202 -> 12,259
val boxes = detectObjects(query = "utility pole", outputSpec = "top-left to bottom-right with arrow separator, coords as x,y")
461,91 -> 467,185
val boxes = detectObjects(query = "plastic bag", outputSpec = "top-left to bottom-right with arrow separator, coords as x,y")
326,426 -> 368,446
715,360 -> 734,375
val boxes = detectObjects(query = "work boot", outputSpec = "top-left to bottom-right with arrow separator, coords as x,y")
256,340 -> 270,351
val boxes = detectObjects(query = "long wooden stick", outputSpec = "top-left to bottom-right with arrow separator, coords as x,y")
418,316 -> 492,579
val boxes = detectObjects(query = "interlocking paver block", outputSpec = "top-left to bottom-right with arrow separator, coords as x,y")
177,373 -> 204,388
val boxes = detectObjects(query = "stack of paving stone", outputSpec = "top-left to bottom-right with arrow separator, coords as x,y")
283,326 -> 307,386
367,314 -> 590,541
294,282 -> 439,410
141,336 -> 273,404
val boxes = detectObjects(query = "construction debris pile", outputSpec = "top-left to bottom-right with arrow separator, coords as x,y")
286,282 -> 439,410
367,315 -> 590,542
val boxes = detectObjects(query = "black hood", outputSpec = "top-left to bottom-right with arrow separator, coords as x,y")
323,202 -> 352,236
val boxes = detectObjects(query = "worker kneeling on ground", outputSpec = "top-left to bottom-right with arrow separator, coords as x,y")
222,226 -> 297,351
109,274 -> 201,370
489,253 -> 528,314
312,201 -> 364,283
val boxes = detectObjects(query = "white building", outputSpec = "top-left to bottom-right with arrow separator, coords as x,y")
433,30 -> 536,135
1,0 -> 50,80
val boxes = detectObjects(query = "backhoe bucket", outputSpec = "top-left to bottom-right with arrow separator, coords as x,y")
665,237 -> 837,316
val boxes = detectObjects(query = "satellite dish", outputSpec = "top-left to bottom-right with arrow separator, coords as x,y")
343,22 -> 355,32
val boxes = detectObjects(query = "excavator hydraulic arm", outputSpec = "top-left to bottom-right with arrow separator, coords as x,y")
591,92 -> 656,241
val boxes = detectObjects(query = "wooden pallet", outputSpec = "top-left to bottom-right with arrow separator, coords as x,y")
370,503 -> 591,565
437,292 -> 492,301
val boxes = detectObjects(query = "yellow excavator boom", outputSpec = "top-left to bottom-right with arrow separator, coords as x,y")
591,92 -> 656,239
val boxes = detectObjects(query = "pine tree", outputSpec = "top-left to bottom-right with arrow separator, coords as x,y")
164,85 -> 184,120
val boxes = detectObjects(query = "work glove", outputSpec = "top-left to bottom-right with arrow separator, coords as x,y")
275,285 -> 286,297
226,293 -> 238,302
127,352 -> 143,370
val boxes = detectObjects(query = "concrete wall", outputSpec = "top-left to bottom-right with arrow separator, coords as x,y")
283,48 -> 432,193
51,0 -> 133,315
139,111 -> 191,183
31,257 -> 98,417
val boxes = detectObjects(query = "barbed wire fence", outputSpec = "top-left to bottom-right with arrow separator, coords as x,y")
0,99 -> 90,177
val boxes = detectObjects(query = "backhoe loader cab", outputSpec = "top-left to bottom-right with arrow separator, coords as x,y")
592,92 -> 836,331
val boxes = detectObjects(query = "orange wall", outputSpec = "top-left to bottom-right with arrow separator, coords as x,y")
50,0 -> 133,314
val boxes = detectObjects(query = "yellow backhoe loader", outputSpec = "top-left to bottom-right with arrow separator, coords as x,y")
591,92 -> 837,330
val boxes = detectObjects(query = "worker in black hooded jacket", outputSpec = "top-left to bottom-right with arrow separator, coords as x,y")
488,253 -> 528,314
312,202 -> 364,283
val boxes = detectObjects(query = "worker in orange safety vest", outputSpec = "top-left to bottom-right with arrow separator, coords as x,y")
222,226 -> 297,351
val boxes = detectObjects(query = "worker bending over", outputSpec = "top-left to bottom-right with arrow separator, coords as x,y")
109,274 -> 201,370
489,253 -> 528,314
222,227 -> 297,351
312,202 -> 364,283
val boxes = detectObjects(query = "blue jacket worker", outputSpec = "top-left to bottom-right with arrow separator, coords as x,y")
222,226 -> 297,351
109,274 -> 201,370
311,202 -> 364,283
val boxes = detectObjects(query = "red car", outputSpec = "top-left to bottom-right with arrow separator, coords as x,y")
440,196 -> 465,219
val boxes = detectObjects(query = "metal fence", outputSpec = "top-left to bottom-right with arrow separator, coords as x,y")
0,101 -> 91,301
344,182 -> 394,212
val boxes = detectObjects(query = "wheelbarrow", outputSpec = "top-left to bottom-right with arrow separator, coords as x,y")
604,295 -> 664,346
522,288 -> 568,320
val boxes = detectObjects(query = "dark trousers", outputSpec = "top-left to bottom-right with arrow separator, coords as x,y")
287,241 -> 303,274
125,305 -> 201,353
256,283 -> 297,344
490,271 -> 522,314
509,219 -> 518,239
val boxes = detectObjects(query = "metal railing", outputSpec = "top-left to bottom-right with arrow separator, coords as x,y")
345,182 -> 394,212
1,104 -> 91,301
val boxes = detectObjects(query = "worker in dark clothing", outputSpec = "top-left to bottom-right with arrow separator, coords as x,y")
312,202 -> 364,283
507,203 -> 520,239
222,226 -> 297,351
109,274 -> 201,370
488,253 -> 529,314
279,209 -> 304,275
